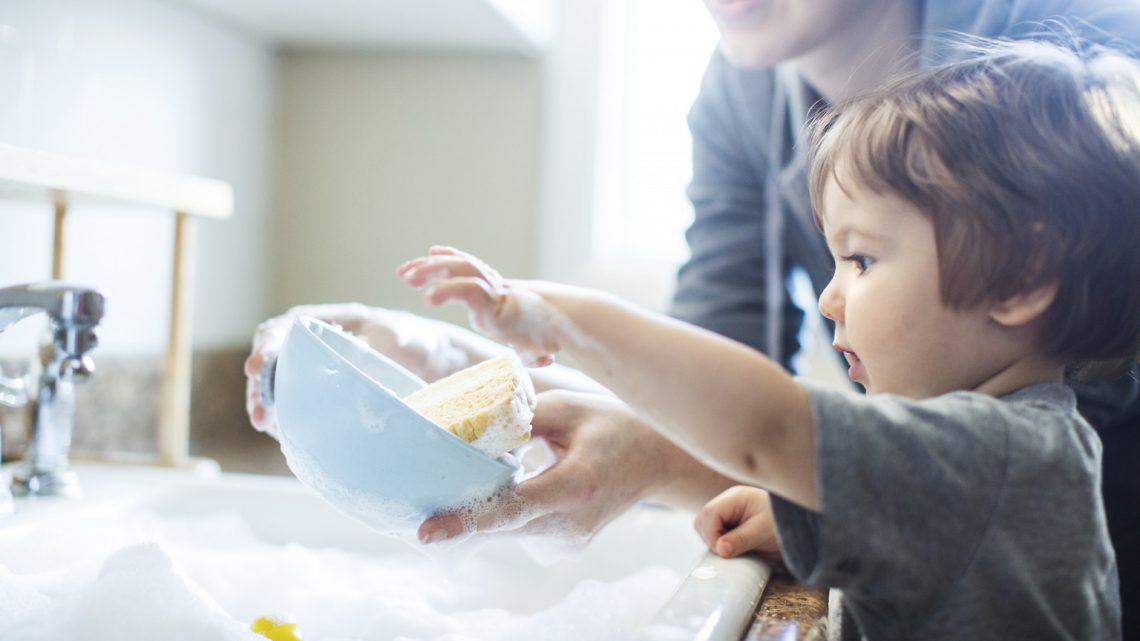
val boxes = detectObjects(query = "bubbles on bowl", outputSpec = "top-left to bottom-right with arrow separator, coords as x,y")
273,317 -> 518,535
279,439 -> 421,540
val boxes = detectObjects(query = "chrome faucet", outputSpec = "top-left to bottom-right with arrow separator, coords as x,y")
0,282 -> 106,499
0,369 -> 26,514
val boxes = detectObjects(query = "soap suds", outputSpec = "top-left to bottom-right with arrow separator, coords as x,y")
278,435 -> 522,556
0,499 -> 702,641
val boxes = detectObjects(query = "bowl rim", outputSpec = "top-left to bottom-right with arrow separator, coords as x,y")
288,315 -> 518,472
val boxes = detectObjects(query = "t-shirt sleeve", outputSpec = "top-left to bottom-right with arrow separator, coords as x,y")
771,383 -> 1011,614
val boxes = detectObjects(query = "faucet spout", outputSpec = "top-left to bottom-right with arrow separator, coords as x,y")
0,282 -> 107,499
0,283 -> 105,332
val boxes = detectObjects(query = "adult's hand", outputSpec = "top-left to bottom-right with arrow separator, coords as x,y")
417,390 -> 736,545
243,303 -> 471,437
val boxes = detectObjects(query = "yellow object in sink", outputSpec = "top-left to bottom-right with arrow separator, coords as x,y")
251,616 -> 303,641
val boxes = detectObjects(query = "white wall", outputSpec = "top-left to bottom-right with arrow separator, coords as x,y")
0,0 -> 277,357
1,1 -> 543,360
535,0 -> 601,287
272,51 -> 541,325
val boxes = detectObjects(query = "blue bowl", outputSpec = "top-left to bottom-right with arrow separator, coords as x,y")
274,316 -> 518,532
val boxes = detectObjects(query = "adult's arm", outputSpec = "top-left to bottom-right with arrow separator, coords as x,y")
417,390 -> 737,543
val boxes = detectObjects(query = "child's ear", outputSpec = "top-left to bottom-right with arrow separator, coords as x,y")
988,282 -> 1058,328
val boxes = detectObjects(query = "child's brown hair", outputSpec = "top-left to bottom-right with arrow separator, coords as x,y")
809,38 -> 1140,379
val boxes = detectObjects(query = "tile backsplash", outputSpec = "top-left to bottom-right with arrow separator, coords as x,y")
0,347 -> 287,474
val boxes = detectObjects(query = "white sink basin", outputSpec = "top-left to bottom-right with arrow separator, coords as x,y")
0,463 -> 769,641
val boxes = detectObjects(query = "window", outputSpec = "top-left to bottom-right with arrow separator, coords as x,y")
538,1 -> 717,310
593,1 -> 719,267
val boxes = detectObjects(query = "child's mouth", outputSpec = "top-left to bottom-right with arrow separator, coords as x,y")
837,347 -> 863,382
848,356 -> 865,383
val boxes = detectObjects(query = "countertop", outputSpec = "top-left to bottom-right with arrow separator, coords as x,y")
745,566 -> 829,641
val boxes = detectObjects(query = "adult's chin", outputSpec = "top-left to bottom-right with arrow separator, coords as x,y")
717,34 -> 787,69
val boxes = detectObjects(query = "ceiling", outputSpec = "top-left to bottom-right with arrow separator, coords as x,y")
167,0 -> 553,54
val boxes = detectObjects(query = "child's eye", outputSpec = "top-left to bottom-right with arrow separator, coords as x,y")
841,254 -> 874,274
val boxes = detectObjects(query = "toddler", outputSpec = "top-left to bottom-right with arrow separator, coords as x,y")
399,39 -> 1138,639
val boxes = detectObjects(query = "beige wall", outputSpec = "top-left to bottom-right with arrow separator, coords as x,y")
273,51 -> 542,325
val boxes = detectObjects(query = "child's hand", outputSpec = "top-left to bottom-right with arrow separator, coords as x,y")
694,485 -> 782,560
397,246 -> 559,367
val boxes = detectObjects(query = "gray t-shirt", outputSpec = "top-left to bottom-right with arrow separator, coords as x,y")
771,383 -> 1120,640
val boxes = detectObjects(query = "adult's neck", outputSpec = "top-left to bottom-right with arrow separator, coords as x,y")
796,0 -> 922,103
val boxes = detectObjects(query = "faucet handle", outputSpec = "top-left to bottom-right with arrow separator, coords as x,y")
49,324 -> 99,381
0,373 -> 29,407
59,354 -> 95,382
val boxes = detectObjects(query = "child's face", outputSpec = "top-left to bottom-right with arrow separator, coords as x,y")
816,176 -> 1007,399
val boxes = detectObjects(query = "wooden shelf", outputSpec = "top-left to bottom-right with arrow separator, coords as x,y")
0,144 -> 232,219
0,143 -> 234,468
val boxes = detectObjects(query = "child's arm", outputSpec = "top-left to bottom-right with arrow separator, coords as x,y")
694,486 -> 782,559
398,247 -> 818,509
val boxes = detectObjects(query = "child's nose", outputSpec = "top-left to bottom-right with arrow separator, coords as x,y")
818,278 -> 843,323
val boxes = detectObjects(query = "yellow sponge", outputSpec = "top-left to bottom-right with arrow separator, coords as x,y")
404,354 -> 536,457
251,616 -> 303,641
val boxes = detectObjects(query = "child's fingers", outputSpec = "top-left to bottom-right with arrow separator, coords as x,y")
398,251 -> 507,299
424,278 -> 500,310
429,247 -> 505,286
713,516 -> 772,559
693,507 -> 729,551
399,256 -> 492,288
713,533 -> 741,558
427,245 -> 459,255
399,246 -> 556,361
693,487 -> 746,544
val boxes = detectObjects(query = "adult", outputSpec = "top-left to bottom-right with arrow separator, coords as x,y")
246,0 -> 1140,635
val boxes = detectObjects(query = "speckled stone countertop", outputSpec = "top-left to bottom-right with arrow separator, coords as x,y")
745,566 -> 829,641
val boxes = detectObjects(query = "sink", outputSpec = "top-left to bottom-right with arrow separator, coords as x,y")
0,463 -> 769,640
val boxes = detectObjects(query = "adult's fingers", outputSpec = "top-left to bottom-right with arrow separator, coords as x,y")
244,371 -> 278,436
417,483 -> 549,543
527,390 -> 585,444
418,512 -> 465,543
243,351 -> 263,377
416,392 -> 610,545
417,442 -> 592,544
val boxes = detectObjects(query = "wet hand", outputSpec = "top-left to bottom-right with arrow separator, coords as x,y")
243,303 -> 469,438
416,390 -> 672,545
245,312 -> 295,439
397,246 -> 560,367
